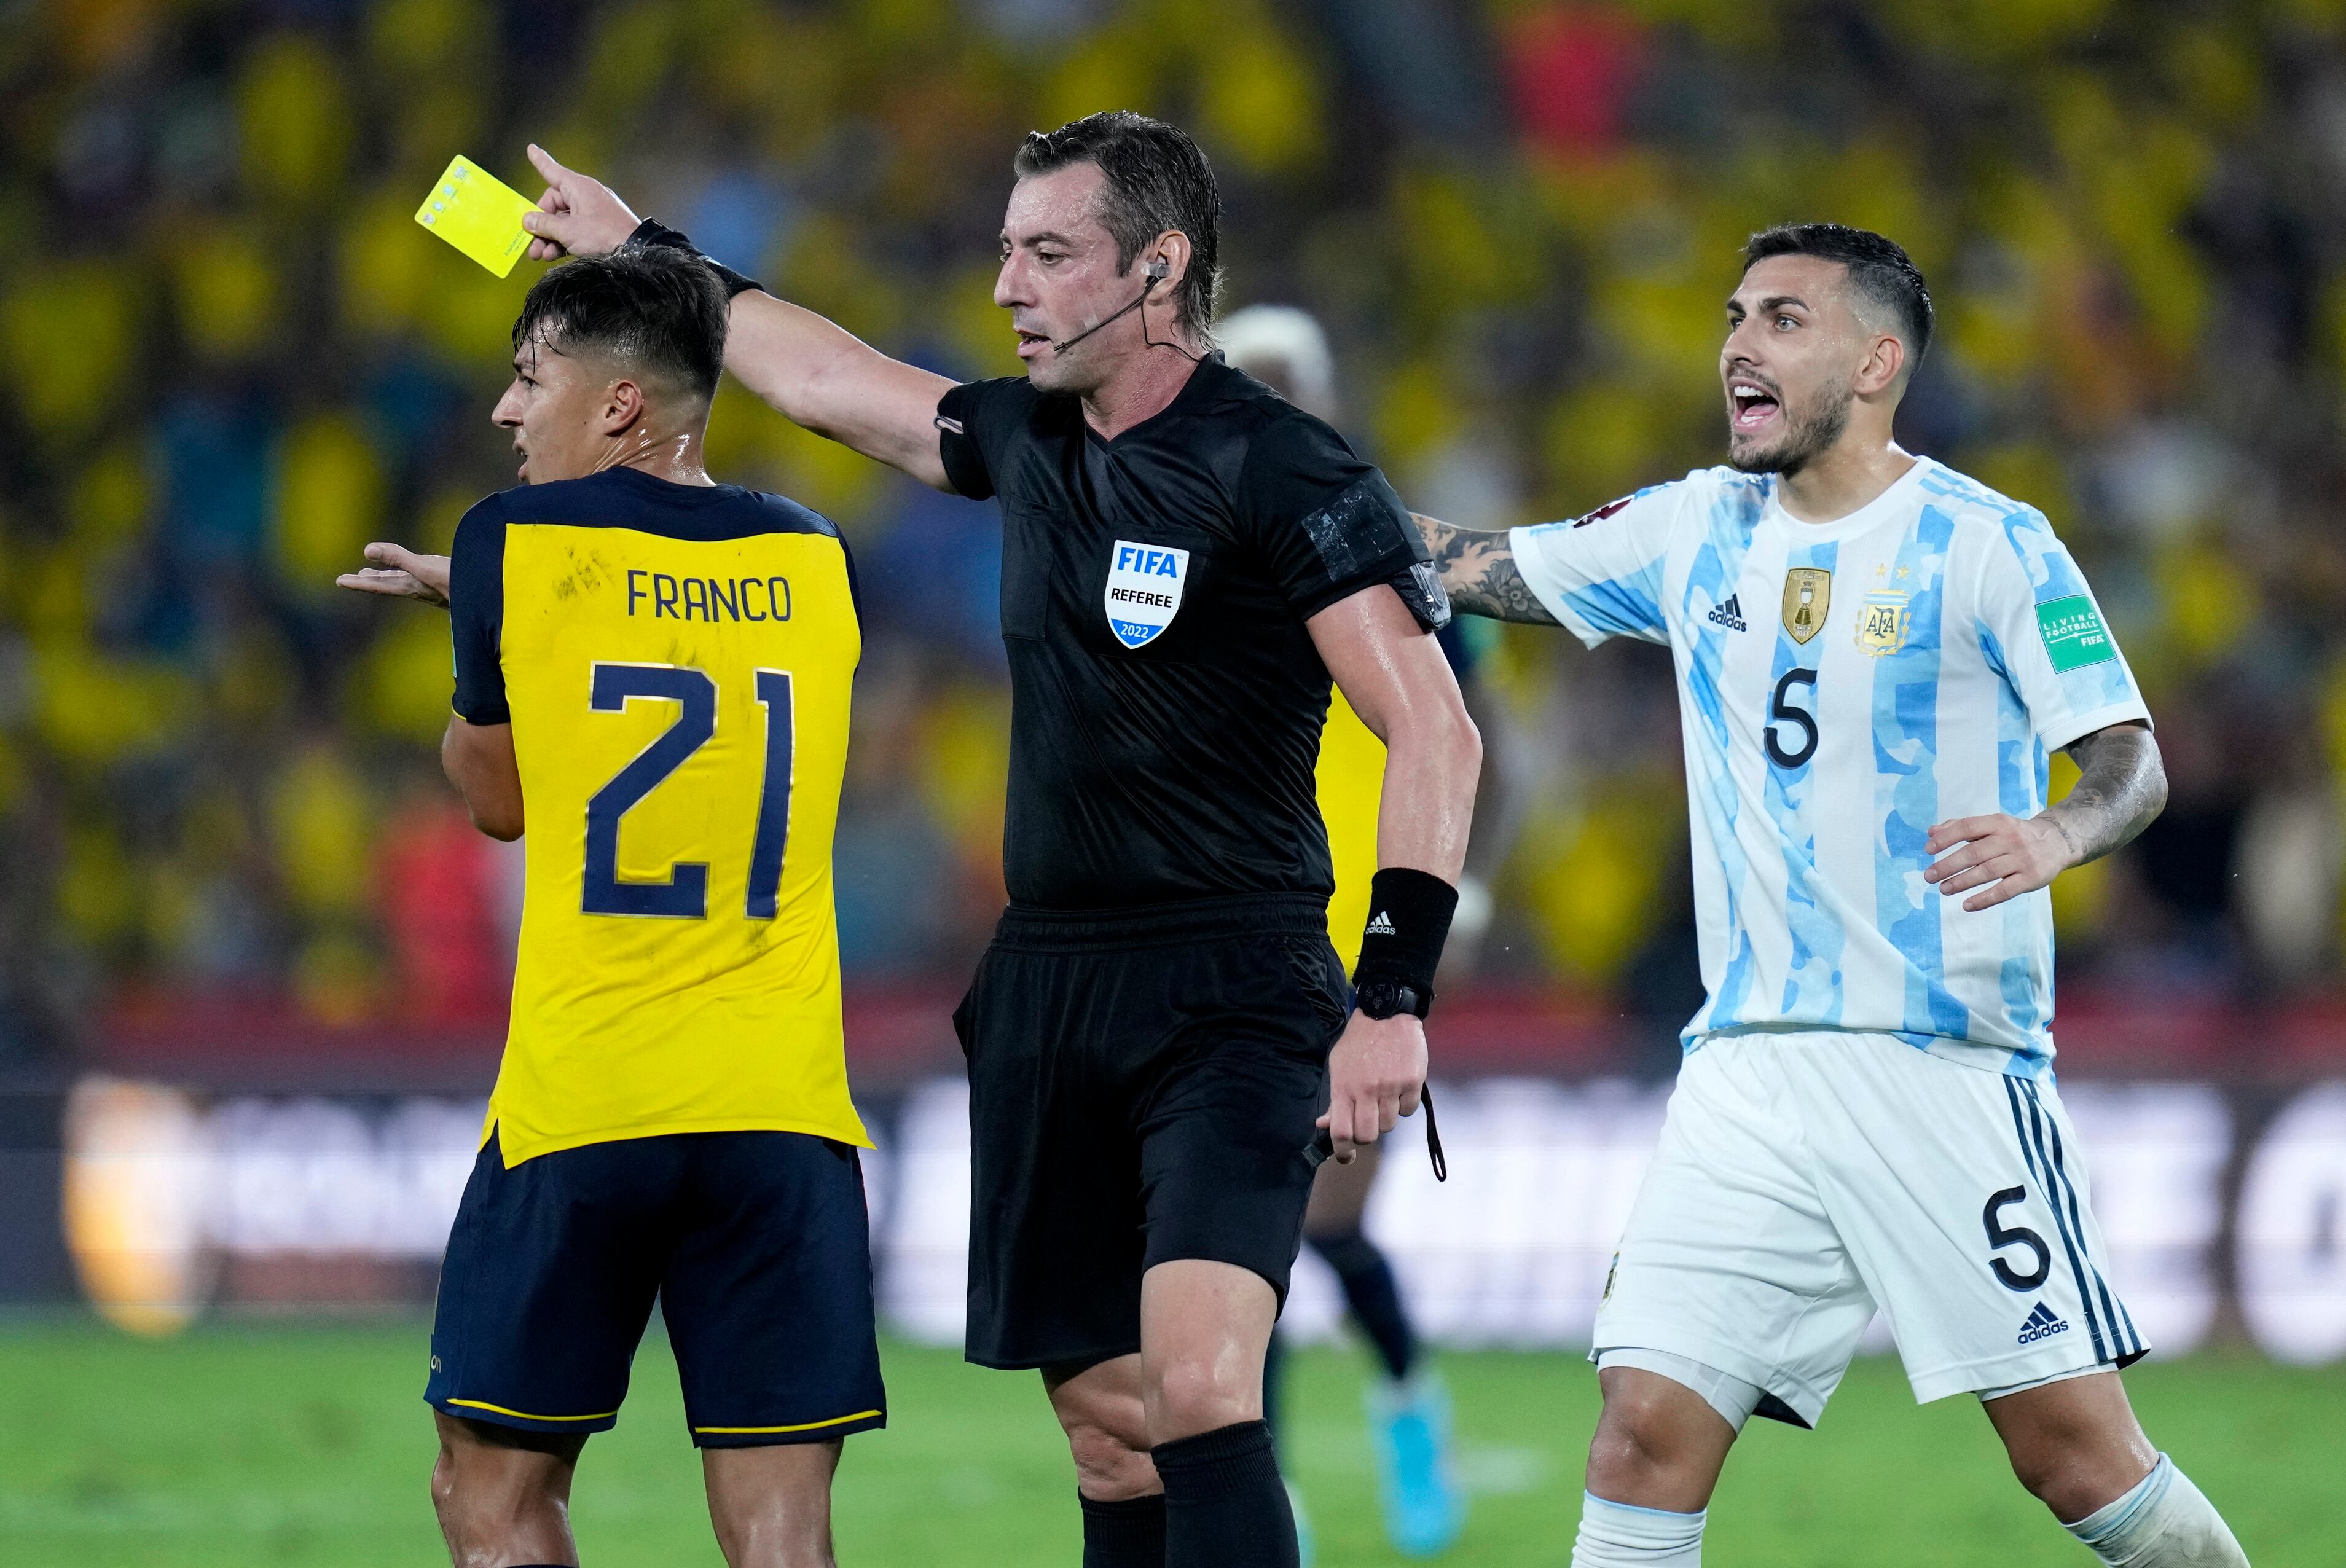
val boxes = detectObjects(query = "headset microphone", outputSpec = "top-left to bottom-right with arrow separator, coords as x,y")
1049,257 -> 1174,355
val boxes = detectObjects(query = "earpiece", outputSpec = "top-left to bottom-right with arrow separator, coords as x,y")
1051,254 -> 1198,359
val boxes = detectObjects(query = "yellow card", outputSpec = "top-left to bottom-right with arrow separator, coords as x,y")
415,155 -> 540,278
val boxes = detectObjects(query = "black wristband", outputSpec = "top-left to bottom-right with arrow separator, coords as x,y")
1352,866 -> 1459,1006
625,218 -> 765,299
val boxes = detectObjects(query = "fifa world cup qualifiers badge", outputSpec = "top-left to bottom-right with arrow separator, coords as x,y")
415,155 -> 542,278
2036,595 -> 2117,672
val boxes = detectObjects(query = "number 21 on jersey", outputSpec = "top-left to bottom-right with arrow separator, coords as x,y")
580,661 -> 795,919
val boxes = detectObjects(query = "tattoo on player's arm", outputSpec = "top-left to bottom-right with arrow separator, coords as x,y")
2044,723 -> 2167,866
1411,514 -> 1559,625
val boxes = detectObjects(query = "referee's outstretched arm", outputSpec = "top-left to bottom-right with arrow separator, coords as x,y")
1308,582 -> 1481,1158
522,146 -> 960,490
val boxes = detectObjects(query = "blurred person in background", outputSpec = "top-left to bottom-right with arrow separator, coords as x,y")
339,246 -> 882,1568
1413,225 -> 2248,1567
1217,302 -> 1483,1561
513,111 -> 1479,1568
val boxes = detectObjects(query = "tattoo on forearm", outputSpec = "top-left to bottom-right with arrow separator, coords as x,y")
1411,514 -> 1559,625
2044,725 -> 2166,866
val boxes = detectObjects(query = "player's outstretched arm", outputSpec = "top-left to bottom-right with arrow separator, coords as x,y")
336,543 -> 450,607
1308,585 -> 1483,1156
1924,721 -> 2165,912
1411,513 -> 1559,625
442,718 -> 523,841
518,146 -> 956,491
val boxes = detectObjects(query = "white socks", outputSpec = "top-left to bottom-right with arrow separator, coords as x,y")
1569,1452 -> 2245,1566
1571,1492 -> 1705,1566
2066,1456 -> 2248,1566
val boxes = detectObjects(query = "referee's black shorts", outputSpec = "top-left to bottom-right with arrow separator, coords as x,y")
953,893 -> 1350,1370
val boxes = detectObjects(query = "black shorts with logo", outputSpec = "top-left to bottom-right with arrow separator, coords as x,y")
954,893 -> 1349,1370
426,1129 -> 885,1448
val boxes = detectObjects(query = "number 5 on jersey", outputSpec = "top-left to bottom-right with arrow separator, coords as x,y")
581,661 -> 795,919
1765,667 -> 1819,769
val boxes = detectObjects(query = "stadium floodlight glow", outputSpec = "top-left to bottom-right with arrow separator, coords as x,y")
61,1079 -> 218,1337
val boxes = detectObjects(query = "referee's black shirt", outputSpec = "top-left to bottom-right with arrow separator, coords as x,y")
937,353 -> 1440,912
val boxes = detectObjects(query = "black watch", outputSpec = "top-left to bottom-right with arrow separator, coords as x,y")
1354,980 -> 1430,1021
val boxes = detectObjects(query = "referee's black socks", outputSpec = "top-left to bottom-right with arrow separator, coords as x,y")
1153,1419 -> 1298,1568
1080,1491 -> 1167,1567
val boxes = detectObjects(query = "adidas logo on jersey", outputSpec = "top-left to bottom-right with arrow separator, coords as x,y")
1706,594 -> 1748,632
1366,911 -> 1396,936
2017,1301 -> 2070,1344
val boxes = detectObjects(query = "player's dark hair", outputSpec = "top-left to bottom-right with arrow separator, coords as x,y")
1014,110 -> 1222,335
1744,223 -> 1933,370
511,246 -> 728,402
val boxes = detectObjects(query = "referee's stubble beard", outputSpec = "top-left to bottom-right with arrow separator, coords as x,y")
995,161 -> 1206,423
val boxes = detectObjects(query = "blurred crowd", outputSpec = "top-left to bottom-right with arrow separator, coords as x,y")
5,0 -> 2346,1060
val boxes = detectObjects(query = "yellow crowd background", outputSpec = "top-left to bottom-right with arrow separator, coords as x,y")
2,0 -> 2339,1054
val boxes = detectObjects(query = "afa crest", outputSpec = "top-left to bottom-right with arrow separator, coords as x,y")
1856,590 -> 1911,656
1104,539 -> 1190,649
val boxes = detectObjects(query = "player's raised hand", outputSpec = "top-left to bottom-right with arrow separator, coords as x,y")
1923,813 -> 2075,912
520,144 -> 641,262
337,542 -> 451,608
1319,1011 -> 1427,1161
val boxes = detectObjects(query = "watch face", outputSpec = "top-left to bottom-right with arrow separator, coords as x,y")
1357,982 -> 1422,1020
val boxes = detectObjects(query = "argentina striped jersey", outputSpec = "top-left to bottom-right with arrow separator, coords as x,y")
1511,458 -> 2149,1076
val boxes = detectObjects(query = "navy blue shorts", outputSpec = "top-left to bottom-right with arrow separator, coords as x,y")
425,1129 -> 885,1448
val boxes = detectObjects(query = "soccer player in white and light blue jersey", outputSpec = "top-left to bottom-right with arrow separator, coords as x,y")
1418,225 -> 2250,1566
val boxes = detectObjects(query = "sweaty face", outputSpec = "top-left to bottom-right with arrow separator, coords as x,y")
492,333 -> 618,484
995,162 -> 1149,394
1720,254 -> 1873,476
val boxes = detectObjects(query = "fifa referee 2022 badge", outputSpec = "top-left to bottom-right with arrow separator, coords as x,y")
514,109 -> 1480,1568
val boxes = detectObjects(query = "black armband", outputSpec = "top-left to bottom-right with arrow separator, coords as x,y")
1352,867 -> 1459,1015
625,218 -> 765,299
1390,561 -> 1451,632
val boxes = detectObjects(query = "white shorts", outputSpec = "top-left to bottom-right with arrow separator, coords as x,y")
1591,1030 -> 2146,1425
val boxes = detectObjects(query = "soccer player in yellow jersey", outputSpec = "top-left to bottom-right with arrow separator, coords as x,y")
339,245 -> 878,1568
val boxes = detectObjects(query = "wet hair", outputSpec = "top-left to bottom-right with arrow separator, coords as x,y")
1744,223 -> 1933,370
1014,110 -> 1222,334
511,245 -> 728,401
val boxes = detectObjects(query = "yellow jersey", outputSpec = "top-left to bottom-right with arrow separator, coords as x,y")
1315,688 -> 1387,974
449,467 -> 868,1166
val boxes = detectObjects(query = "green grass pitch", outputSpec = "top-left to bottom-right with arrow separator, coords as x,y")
1,1315 -> 2339,1565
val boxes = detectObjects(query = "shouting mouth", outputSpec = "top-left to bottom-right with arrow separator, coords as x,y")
1729,378 -> 1781,436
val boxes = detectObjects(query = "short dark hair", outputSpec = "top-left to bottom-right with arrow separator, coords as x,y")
511,246 -> 728,401
1013,110 -> 1222,334
1744,223 -> 1933,370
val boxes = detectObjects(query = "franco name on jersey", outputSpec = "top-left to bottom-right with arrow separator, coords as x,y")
624,567 -> 794,624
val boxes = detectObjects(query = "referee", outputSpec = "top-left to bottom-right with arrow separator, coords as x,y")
522,111 -> 1481,1568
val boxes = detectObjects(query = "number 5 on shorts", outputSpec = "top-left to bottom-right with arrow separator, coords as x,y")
581,662 -> 795,920
1982,1185 -> 2052,1292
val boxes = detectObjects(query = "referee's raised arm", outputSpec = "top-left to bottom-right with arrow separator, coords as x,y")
518,144 -> 959,490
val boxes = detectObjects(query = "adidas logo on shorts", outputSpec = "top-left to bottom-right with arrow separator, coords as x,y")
1705,593 -> 1748,632
2017,1301 -> 2070,1345
1366,911 -> 1396,936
